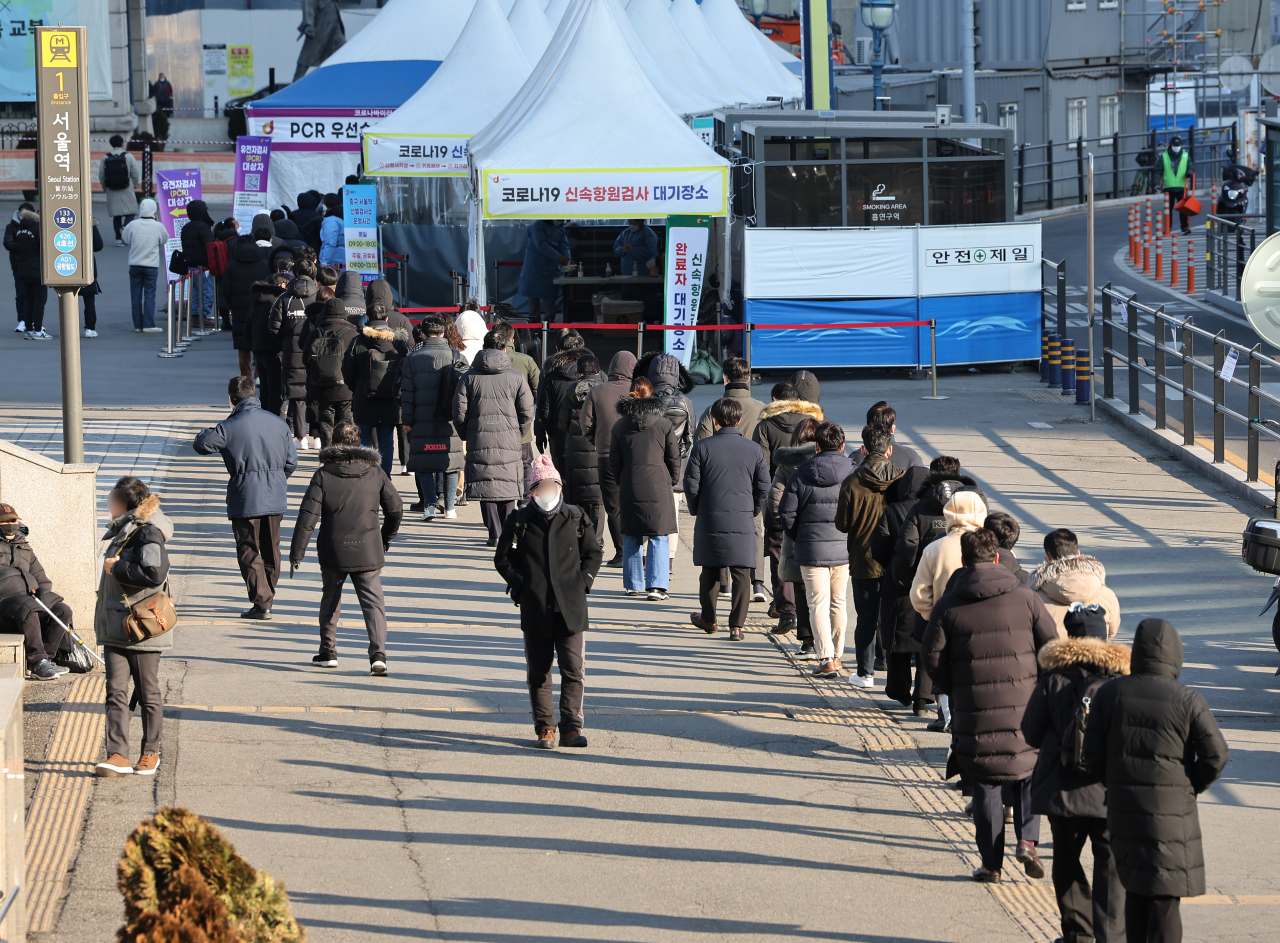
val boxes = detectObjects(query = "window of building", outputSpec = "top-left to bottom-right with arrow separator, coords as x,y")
998,102 -> 1018,143
847,163 -> 924,227
1067,98 -> 1087,147
928,160 -> 1007,226
764,164 -> 844,226
1099,95 -> 1119,145
1066,0 -> 1086,10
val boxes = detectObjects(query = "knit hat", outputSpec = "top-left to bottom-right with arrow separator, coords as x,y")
527,454 -> 562,494
1063,602 -> 1108,640
0,504 -> 16,524
138,198 -> 158,219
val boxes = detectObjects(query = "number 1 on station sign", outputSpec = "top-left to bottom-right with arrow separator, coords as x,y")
36,26 -> 93,289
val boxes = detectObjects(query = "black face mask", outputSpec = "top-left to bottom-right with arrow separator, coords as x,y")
0,523 -> 19,538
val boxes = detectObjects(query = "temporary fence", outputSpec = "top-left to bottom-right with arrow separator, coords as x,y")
1099,282 -> 1280,484
1203,214 -> 1260,303
155,268 -> 214,359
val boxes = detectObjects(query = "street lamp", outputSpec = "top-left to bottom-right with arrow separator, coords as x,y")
860,0 -> 897,110
749,0 -> 769,28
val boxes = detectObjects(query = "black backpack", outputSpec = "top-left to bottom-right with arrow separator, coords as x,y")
308,329 -> 347,389
102,152 -> 130,190
364,345 -> 398,399
656,390 -> 691,457
1060,674 -> 1108,777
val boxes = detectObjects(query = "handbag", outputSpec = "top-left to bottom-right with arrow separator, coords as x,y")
1174,173 -> 1201,216
114,528 -> 179,642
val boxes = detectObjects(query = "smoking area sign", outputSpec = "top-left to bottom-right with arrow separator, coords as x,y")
36,26 -> 92,289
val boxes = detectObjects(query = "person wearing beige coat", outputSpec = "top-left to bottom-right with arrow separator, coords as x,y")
1029,553 -> 1122,639
910,491 -> 990,621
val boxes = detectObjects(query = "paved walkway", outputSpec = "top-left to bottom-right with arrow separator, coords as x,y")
7,366 -> 1280,942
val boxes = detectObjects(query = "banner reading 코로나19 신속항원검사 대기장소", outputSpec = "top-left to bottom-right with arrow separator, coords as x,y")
482,169 -> 727,219
664,215 -> 712,369
233,136 -> 272,233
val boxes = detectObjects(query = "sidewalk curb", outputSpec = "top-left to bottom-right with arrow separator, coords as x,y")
1016,192 -> 1151,223
1096,397 -> 1273,510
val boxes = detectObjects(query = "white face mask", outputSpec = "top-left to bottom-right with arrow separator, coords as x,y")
1171,145 -> 1182,154
533,488 -> 561,511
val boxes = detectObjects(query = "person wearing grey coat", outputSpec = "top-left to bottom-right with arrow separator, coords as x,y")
453,342 -> 535,544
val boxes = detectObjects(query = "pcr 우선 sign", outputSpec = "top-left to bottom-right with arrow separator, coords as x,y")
36,26 -> 93,288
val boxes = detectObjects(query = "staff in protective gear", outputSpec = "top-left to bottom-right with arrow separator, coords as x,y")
518,220 -> 571,322
1160,136 -> 1193,235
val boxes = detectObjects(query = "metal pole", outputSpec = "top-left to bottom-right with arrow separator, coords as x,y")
159,280 -> 181,358
540,320 -> 548,369
1087,153 -> 1096,422
636,322 -> 644,360
961,0 -> 976,125
57,289 -> 84,464
743,322 -> 752,368
1016,145 -> 1025,215
871,27 -> 884,109
922,320 -> 949,400
1056,260 -> 1067,337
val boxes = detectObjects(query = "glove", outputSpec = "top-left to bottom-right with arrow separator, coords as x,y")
383,541 -> 391,554
289,561 -> 298,578
536,435 -> 547,453
303,24 -> 316,38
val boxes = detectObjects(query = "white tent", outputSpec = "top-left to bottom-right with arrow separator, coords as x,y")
626,0 -> 748,108
363,0 -> 531,177
469,0 -> 728,221
323,0 -> 476,67
508,0 -> 553,66
545,0 -> 570,27
667,0 -> 777,104
699,0 -> 802,99
754,23 -> 800,66
610,0 -> 725,115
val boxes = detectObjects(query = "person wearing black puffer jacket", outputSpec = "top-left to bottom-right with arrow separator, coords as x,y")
343,313 -> 410,477
250,274 -> 289,417
1022,617 -> 1131,943
537,334 -> 591,473
401,317 -> 467,521
365,278 -> 413,335
891,456 -> 985,590
1083,619 -> 1229,943
0,503 -> 71,680
303,297 -> 360,448
290,423 -> 403,676
557,354 -> 604,545
226,226 -> 273,377
270,264 -> 318,447
7,206 -> 46,337
778,421 -> 854,679
181,199 -> 216,328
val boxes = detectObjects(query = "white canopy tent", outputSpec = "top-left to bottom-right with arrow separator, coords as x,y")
545,0 -> 570,27
468,0 -> 729,301
322,0 -> 476,68
362,0 -> 531,177
626,0 -> 748,108
699,0 -> 802,99
667,0 -> 777,104
612,0 -> 725,115
508,0 -> 553,65
754,22 -> 801,66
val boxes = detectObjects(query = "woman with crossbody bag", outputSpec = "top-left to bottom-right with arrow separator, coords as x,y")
94,477 -> 176,778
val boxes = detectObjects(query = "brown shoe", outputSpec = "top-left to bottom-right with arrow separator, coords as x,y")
728,627 -> 745,641
690,613 -> 718,634
830,657 -> 844,674
560,729 -> 588,748
1016,840 -> 1045,879
813,660 -> 839,679
972,867 -> 1001,883
95,753 -> 133,777
134,754 -> 160,776
534,729 -> 557,749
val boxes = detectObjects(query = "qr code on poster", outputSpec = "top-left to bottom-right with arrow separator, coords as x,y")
244,173 -> 261,191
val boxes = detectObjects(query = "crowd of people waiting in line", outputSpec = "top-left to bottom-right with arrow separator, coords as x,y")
0,288 -> 1231,941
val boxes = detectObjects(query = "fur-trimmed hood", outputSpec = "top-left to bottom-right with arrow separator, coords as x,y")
319,445 -> 382,470
18,208 -> 38,224
771,442 -> 817,470
547,347 -> 590,379
106,494 -> 174,543
616,394 -> 664,428
253,279 -> 286,298
1030,554 -> 1108,600
362,323 -> 410,344
1037,636 -> 1131,675
758,399 -> 824,422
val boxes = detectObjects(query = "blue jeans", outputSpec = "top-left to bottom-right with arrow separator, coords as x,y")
416,471 -> 458,512
359,423 -> 395,476
129,265 -> 158,329
623,535 -> 669,592
194,267 -> 214,322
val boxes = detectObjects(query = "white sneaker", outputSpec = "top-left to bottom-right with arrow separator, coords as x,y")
141,327 -> 163,333
114,239 -> 124,247
444,509 -> 457,520
25,330 -> 52,340
850,673 -> 875,689
624,589 -> 644,597
83,329 -> 98,338
13,321 -> 24,333
300,436 -> 313,450
646,589 -> 670,601
421,506 -> 437,522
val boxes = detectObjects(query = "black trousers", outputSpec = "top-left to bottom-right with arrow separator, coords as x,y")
764,528 -> 795,616
524,619 -> 585,733
792,581 -> 812,641
20,280 -> 46,332
581,503 -> 604,549
597,457 -> 623,556
284,399 -> 307,439
319,567 -> 387,660
481,500 -> 516,542
521,442 -> 535,504
699,566 -> 750,628
231,515 -> 282,610
315,400 -> 353,448
13,601 -> 70,668
1049,815 -> 1126,943
82,291 -> 97,330
112,213 -> 135,240
1165,188 -> 1191,233
885,652 -> 916,705
254,352 -> 283,417
104,647 -> 162,757
397,424 -> 409,469
971,777 -> 1040,873
850,577 -> 882,676
1125,894 -> 1180,943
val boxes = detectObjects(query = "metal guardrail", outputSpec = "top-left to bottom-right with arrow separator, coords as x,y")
1204,214 -> 1260,302
1100,282 -> 1280,483
1041,257 -> 1067,337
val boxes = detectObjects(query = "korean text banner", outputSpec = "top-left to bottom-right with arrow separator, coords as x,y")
247,108 -> 395,152
664,216 -> 712,369
364,134 -> 469,177
233,136 -> 272,234
0,0 -> 111,101
482,168 -> 728,219
157,169 -> 202,284
344,185 -> 379,283
916,222 -> 1042,297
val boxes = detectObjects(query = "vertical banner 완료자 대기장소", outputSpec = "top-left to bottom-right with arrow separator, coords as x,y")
233,136 -> 272,233
344,184 -> 379,283
156,168 -> 202,284
663,215 -> 712,368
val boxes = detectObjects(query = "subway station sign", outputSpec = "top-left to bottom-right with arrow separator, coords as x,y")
36,26 -> 93,289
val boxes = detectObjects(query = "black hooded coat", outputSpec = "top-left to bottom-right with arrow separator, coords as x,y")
180,200 -> 215,268
452,349 -> 535,502
558,372 -> 604,506
871,465 -> 931,654
609,395 -> 680,536
537,348 -> 592,470
891,473 -> 986,589
580,351 -> 636,459
226,236 -> 270,351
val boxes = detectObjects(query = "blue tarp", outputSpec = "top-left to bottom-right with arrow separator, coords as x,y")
745,293 -> 1040,368
250,61 -> 440,111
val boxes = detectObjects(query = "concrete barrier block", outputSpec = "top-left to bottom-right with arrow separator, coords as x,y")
0,441 -> 100,647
